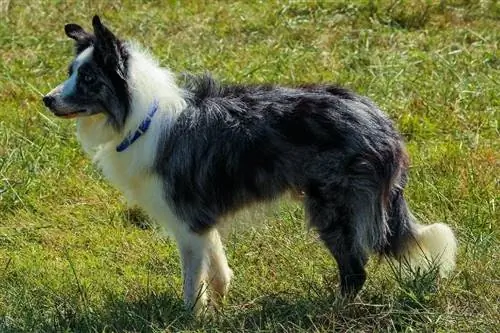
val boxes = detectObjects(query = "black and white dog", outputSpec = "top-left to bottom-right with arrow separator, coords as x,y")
43,16 -> 456,313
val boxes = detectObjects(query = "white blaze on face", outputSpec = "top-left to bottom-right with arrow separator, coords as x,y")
60,46 -> 94,98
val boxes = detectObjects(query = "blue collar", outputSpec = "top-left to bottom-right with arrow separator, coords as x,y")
116,99 -> 159,152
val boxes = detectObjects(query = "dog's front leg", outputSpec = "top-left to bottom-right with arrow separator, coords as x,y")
176,229 -> 210,315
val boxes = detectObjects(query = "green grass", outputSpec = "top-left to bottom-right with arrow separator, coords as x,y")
0,0 -> 498,332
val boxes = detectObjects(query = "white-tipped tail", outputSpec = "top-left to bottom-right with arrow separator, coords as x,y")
401,223 -> 457,277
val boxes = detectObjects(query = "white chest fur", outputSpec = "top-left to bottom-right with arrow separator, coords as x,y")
76,115 -> 158,206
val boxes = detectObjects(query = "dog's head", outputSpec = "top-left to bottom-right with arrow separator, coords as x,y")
42,15 -> 130,130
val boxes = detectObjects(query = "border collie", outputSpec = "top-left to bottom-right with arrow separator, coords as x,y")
42,16 -> 457,313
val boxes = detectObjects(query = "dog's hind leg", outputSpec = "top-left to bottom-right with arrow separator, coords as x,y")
206,229 -> 233,307
306,195 -> 368,298
319,226 -> 368,297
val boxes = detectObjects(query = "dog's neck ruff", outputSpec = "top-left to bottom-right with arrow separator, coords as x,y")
116,99 -> 159,152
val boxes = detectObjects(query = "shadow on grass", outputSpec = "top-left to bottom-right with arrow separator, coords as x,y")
40,291 -> 190,333
43,292 -> 337,332
34,286 -> 443,332
1,263 -> 445,332
213,292 -> 441,332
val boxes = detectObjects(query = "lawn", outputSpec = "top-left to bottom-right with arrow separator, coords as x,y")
0,0 -> 498,332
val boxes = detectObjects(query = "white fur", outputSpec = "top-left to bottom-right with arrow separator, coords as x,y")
74,46 -> 228,313
401,223 -> 457,277
76,45 -> 185,201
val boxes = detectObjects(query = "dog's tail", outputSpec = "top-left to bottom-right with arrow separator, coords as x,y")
381,183 -> 457,277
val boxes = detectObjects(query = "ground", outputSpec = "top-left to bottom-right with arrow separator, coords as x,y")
0,1 -> 498,332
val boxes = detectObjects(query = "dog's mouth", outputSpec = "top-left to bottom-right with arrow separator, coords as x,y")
53,109 -> 88,119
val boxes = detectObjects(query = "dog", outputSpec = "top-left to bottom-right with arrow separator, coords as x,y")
42,16 -> 457,313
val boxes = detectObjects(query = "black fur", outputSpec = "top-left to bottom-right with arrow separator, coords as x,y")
65,23 -> 95,54
154,75 -> 413,294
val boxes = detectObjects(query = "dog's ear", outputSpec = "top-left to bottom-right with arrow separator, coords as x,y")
65,24 -> 88,41
92,15 -> 127,75
65,23 -> 94,54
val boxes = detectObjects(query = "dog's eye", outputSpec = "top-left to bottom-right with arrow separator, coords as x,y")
83,74 -> 95,83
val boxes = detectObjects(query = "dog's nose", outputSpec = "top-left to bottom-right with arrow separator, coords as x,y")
43,95 -> 55,108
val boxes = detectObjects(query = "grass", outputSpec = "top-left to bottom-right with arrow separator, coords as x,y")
0,0 -> 498,331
